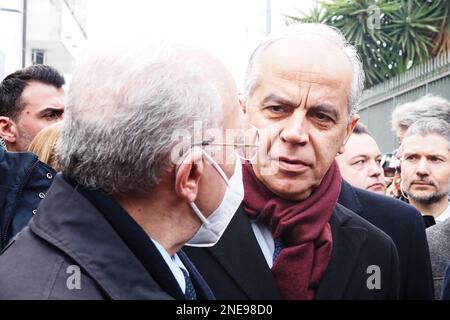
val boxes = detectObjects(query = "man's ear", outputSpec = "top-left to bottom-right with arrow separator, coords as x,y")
339,114 -> 359,155
0,116 -> 18,143
174,148 -> 204,203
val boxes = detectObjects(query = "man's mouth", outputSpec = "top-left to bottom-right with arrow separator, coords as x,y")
368,183 -> 385,190
411,181 -> 434,187
275,157 -> 312,172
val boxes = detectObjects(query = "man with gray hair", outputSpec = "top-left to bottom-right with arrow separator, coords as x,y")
401,119 -> 450,222
186,23 -> 402,299
0,40 -> 245,299
392,94 -> 450,146
397,118 -> 450,298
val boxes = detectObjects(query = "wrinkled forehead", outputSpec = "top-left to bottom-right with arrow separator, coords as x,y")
260,37 -> 353,86
402,134 -> 450,155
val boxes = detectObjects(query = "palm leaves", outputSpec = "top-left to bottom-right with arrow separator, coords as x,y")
287,0 -> 450,87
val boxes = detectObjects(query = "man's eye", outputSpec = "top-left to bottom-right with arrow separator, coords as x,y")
353,160 -> 364,166
269,106 -> 285,114
314,112 -> 333,122
45,111 -> 63,120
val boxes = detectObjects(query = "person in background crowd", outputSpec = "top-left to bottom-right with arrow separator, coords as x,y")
28,121 -> 63,172
401,119 -> 450,226
381,153 -> 400,195
186,23 -> 400,300
388,95 -> 450,199
406,118 -> 450,298
440,262 -> 450,299
336,122 -> 386,195
0,39 -> 244,300
0,65 -> 65,152
428,217 -> 450,299
391,94 -> 450,147
0,143 -> 56,250
336,121 -> 434,299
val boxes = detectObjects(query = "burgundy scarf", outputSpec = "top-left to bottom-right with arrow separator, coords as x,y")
243,161 -> 342,300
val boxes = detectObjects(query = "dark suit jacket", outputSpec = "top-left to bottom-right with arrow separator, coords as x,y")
0,175 -> 213,300
339,180 -> 434,299
185,203 -> 400,300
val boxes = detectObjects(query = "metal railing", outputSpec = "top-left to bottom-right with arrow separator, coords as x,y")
358,52 -> 450,153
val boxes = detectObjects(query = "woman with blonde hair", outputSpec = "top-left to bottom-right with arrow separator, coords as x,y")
28,121 -> 63,172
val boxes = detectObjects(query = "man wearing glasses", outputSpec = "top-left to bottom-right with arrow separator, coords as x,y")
0,40 -> 244,300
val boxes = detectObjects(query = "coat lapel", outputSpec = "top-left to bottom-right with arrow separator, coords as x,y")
206,205 -> 281,299
338,180 -> 364,215
315,204 -> 368,299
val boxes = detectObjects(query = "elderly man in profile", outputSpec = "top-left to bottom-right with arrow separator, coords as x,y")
186,23 -> 401,299
0,40 -> 245,299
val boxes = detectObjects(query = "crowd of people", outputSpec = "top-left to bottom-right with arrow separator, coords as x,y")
0,23 -> 449,300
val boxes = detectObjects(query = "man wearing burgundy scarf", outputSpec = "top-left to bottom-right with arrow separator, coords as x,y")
185,23 -> 400,299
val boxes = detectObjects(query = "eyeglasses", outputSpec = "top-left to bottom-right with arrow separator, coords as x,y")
191,126 -> 260,161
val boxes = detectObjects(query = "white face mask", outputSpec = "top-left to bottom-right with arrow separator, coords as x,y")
185,152 -> 244,247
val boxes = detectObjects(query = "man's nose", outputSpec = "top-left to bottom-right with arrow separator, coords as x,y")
369,160 -> 382,177
415,158 -> 430,176
279,111 -> 308,145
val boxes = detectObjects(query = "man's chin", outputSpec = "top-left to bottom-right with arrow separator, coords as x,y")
367,184 -> 386,195
409,191 -> 443,203
261,176 -> 314,201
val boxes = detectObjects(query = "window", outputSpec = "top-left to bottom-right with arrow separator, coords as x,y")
32,49 -> 46,65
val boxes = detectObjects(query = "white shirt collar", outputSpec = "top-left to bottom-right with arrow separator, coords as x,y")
436,202 -> 450,223
151,239 -> 188,294
250,218 -> 275,268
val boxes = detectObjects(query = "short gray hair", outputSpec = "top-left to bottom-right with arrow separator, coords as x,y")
58,40 -> 224,195
391,94 -> 450,132
403,118 -> 450,148
243,23 -> 365,119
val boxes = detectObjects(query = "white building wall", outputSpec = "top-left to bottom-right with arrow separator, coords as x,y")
0,0 -> 86,79
0,0 -> 24,79
26,0 -> 87,76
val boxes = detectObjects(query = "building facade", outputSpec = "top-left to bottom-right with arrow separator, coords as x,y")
0,0 -> 87,80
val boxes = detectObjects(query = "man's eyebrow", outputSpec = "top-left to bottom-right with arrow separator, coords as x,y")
38,107 -> 64,116
349,154 -> 368,161
402,152 -> 418,157
309,103 -> 340,120
261,94 -> 297,107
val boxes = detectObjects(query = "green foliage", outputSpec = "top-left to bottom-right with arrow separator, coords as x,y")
286,0 -> 450,88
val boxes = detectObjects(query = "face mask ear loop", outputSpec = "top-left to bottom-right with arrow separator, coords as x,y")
201,149 -> 230,185
189,202 -> 212,228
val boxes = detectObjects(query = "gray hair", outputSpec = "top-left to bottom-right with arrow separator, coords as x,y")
391,94 -> 450,132
403,118 -> 450,148
243,23 -> 365,119
58,40 -> 224,195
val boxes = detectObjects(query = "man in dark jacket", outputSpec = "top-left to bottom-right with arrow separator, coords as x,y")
186,23 -> 400,299
339,180 -> 434,299
0,40 -> 245,300
0,146 -> 56,249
